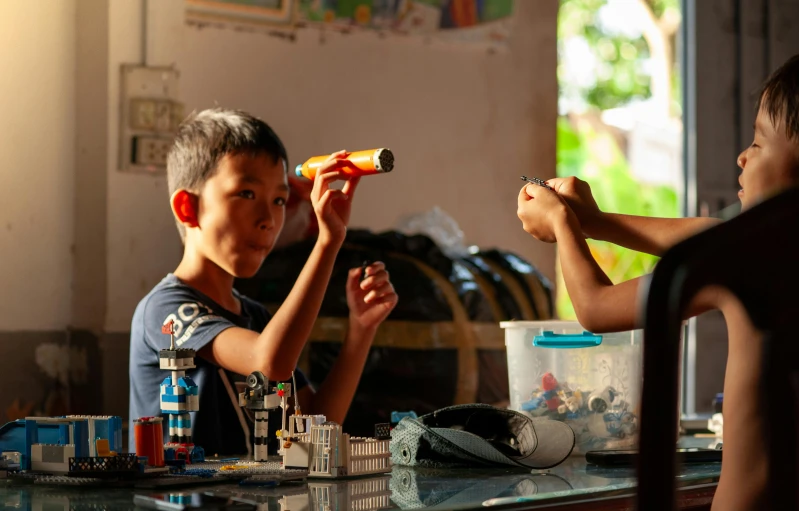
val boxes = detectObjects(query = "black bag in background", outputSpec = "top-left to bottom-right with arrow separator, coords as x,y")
235,229 -> 553,436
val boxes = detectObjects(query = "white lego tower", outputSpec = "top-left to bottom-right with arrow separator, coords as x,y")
238,371 -> 291,461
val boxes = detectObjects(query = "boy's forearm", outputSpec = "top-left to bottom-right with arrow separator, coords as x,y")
303,322 -> 375,423
586,213 -> 722,257
258,237 -> 343,380
554,214 -> 639,332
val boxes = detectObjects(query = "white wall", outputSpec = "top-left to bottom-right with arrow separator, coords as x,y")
0,1 -> 76,330
181,4 -> 557,273
105,0 -> 185,332
104,1 -> 557,330
103,1 -> 558,332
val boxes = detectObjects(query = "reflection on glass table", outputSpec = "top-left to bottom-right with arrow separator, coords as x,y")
0,448 -> 721,510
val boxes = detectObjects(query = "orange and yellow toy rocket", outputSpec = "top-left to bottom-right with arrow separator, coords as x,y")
294,148 -> 394,180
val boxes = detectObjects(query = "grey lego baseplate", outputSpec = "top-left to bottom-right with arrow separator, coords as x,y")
188,460 -> 308,479
7,459 -> 309,489
33,475 -> 105,486
240,472 -> 308,484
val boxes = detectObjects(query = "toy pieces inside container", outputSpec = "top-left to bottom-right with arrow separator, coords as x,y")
519,372 -> 639,450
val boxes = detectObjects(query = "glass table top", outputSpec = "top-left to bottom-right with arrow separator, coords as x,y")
0,438 -> 722,510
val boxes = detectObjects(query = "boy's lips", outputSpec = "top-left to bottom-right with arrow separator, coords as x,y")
738,189 -> 744,199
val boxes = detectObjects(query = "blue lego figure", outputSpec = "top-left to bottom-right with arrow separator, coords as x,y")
159,320 -> 204,463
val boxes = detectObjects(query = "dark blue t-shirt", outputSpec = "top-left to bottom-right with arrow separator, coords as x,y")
128,274 -> 308,455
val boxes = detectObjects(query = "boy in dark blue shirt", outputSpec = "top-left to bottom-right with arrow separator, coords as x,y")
129,109 -> 398,456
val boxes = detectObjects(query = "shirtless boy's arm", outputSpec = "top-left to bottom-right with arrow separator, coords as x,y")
547,177 -> 721,257
518,183 -> 718,332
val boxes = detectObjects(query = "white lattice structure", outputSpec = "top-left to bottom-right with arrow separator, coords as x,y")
307,476 -> 392,511
301,423 -> 391,478
347,437 -> 390,477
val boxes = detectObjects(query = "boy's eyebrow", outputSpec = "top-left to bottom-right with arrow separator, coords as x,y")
241,175 -> 263,185
238,175 -> 288,191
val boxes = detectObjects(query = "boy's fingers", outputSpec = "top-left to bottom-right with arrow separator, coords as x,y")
367,295 -> 398,309
320,158 -> 350,172
360,271 -> 389,290
519,185 -> 534,204
311,169 -> 343,200
317,189 -> 347,213
362,261 -> 386,278
364,283 -> 396,303
341,176 -> 360,198
326,149 -> 349,162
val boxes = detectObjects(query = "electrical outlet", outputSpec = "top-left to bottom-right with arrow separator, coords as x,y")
130,99 -> 157,130
131,136 -> 173,167
130,99 -> 184,132
119,65 -> 181,172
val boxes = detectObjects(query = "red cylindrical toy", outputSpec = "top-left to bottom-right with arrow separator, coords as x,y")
134,416 -> 165,467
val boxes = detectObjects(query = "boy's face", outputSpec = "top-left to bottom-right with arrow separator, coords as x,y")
192,152 -> 288,278
737,106 -> 799,210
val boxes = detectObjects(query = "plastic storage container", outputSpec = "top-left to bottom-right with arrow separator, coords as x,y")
502,320 -> 643,454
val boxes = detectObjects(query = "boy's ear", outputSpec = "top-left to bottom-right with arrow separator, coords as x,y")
170,189 -> 199,228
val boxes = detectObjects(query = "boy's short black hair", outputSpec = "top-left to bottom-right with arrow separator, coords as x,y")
756,53 -> 799,142
167,108 -> 288,241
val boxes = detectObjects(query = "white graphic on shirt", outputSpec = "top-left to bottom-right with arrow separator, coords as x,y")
162,301 -> 222,347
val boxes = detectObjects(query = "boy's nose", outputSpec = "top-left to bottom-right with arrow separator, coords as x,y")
736,149 -> 747,169
259,217 -> 274,231
258,206 -> 274,231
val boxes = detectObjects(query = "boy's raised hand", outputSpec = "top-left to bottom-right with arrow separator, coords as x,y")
546,177 -> 601,236
311,150 -> 361,246
346,261 -> 398,333
517,183 -> 577,243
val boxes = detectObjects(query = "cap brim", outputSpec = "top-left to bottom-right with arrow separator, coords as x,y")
511,418 -> 575,469
431,417 -> 575,470
431,428 -> 518,466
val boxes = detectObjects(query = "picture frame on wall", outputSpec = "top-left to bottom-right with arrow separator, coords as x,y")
186,0 -> 295,26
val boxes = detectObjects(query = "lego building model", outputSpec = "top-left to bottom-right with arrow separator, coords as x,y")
238,371 -> 391,479
0,320 -> 390,488
0,415 -> 141,478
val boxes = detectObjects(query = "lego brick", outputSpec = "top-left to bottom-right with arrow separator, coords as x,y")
160,394 -> 188,404
167,418 -> 191,429
31,460 -> 71,473
24,419 -> 36,470
374,423 -> 391,439
284,441 -> 310,469
41,444 -> 66,463
178,375 -> 198,389
161,385 -> 184,396
58,424 -> 69,446
159,348 -> 197,359
72,421 -> 88,459
69,454 -> 138,474
160,402 -> 189,413
86,420 -> 96,457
